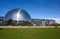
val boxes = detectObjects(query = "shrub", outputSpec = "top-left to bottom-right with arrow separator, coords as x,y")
54,23 -> 58,28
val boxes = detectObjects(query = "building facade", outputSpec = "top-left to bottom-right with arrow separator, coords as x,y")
0,16 -> 3,25
32,19 -> 55,26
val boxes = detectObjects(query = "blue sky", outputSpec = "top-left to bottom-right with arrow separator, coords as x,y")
0,0 -> 60,23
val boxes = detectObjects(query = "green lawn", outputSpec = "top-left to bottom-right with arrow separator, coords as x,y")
0,28 -> 60,39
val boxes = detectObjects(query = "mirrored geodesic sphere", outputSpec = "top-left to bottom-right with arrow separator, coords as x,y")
4,8 -> 31,22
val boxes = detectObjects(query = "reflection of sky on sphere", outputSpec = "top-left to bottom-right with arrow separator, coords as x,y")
4,8 -> 31,22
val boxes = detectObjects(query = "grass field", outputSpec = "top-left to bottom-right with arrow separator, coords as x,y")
0,28 -> 60,39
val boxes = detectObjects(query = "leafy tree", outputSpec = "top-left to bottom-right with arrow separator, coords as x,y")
3,19 -> 14,26
54,23 -> 58,28
3,20 -> 8,26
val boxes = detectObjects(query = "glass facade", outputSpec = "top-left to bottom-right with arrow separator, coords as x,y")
32,19 -> 55,26
0,16 -> 3,25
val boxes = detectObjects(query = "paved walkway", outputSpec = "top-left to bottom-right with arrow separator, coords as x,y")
0,26 -> 58,28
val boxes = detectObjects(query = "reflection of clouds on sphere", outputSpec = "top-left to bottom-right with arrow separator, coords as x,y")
4,8 -> 31,22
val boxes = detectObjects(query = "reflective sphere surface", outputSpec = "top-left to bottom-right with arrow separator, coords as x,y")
4,8 -> 31,22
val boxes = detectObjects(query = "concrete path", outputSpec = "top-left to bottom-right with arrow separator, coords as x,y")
0,26 -> 57,28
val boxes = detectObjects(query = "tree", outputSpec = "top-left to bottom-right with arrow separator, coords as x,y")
54,23 -> 58,28
3,20 -> 8,26
3,19 -> 13,26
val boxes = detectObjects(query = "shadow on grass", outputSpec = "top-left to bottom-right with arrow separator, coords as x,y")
0,28 -> 3,30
